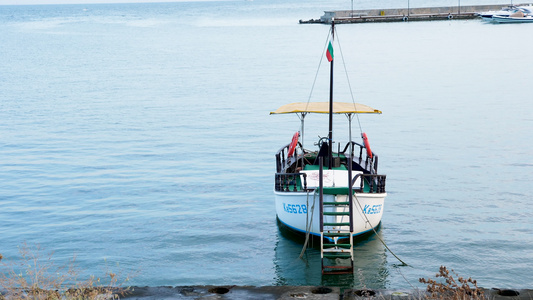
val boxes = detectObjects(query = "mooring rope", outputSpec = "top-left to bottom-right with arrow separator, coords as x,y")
332,30 -> 409,267
299,189 -> 318,259
352,192 -> 409,266
395,265 -> 417,290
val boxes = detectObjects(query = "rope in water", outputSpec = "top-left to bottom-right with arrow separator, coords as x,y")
298,188 -> 409,267
335,28 -> 410,268
352,192 -> 409,266
299,189 -> 318,259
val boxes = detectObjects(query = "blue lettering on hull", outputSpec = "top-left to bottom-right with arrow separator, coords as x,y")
283,203 -> 307,214
362,204 -> 382,214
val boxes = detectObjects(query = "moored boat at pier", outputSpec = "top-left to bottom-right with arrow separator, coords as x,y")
480,5 -> 533,22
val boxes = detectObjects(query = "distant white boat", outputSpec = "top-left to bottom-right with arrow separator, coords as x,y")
479,5 -> 533,21
479,6 -> 516,20
492,15 -> 533,22
492,7 -> 533,23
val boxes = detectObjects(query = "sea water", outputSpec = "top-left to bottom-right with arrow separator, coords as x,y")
0,0 -> 532,290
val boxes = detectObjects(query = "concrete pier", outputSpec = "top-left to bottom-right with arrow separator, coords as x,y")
299,3 -> 533,23
121,286 -> 533,299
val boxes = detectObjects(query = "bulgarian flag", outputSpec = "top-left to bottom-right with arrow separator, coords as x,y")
326,39 -> 334,62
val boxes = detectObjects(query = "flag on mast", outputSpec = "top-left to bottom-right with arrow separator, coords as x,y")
326,39 -> 334,62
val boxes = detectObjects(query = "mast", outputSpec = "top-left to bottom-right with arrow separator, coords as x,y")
328,20 -> 335,169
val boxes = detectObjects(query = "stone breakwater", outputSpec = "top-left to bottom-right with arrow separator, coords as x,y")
299,3 -> 533,23
122,286 -> 532,299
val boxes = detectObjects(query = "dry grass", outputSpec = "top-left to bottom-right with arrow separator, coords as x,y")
419,266 -> 484,300
0,243 -> 130,300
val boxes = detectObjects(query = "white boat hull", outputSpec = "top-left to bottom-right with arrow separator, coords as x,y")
492,15 -> 533,23
274,190 -> 385,240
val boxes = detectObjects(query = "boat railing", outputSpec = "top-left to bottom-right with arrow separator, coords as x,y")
274,172 -> 385,193
275,142 -> 303,173
275,172 -> 308,192
275,144 -> 288,173
342,141 -> 379,174
351,173 -> 386,193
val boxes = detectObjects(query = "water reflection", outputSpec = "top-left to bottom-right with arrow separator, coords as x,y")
273,224 -> 389,289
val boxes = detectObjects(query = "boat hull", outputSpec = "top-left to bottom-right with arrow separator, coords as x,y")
491,15 -> 533,23
274,190 -> 385,241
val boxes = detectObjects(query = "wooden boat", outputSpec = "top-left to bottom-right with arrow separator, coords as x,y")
271,20 -> 387,274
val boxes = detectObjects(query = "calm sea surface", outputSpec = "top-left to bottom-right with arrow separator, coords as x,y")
1,0 -> 532,290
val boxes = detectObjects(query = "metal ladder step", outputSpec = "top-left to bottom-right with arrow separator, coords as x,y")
317,156 -> 355,275
322,265 -> 354,275
323,222 -> 351,226
323,243 -> 352,249
323,201 -> 350,206
323,232 -> 351,237
323,248 -> 351,253
323,253 -> 352,259
323,211 -> 350,216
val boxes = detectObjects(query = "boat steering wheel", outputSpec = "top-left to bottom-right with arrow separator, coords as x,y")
315,136 -> 329,148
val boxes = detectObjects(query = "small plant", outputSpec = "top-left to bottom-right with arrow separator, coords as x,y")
0,243 -> 129,300
419,266 -> 484,300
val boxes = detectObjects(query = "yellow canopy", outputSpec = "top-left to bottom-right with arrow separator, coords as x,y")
270,102 -> 382,115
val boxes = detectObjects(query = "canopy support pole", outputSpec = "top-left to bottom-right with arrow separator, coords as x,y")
346,113 -> 353,157
298,112 -> 307,149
